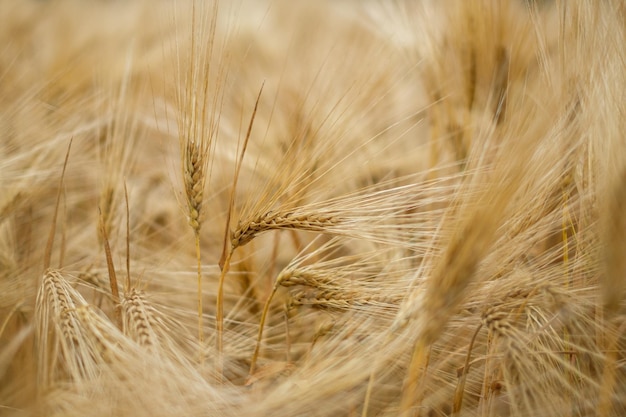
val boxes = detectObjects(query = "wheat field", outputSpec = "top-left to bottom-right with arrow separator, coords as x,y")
1,0 -> 625,416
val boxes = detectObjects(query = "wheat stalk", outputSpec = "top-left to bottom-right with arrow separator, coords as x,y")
175,0 -> 226,348
601,166 -> 626,316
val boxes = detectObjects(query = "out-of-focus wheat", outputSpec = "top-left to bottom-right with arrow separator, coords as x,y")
1,0 -> 626,416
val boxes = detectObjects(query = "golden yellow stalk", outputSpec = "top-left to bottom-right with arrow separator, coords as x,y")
175,0 -> 226,347
216,84 -> 263,371
99,207 -> 121,329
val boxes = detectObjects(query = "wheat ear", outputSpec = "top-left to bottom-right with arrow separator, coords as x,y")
176,0 -> 226,348
249,237 -> 337,377
36,270 -> 119,388
232,211 -> 339,249
182,140 -> 206,346
398,213 -> 500,416
288,288 -> 401,310
121,288 -> 158,350
36,269 -> 81,388
43,139 -> 72,272
480,305 -> 535,416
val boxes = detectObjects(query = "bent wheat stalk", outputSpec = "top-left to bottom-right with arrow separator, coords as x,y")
216,83 -> 263,373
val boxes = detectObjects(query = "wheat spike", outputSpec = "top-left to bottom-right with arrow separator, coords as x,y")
121,288 -> 158,349
232,211 -> 339,250
36,269 -> 93,388
183,141 -> 205,233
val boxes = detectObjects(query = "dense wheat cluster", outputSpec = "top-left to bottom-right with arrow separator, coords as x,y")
1,0 -> 625,415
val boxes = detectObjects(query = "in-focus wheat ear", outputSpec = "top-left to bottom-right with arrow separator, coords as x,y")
176,0 -> 227,350
183,139 -> 207,347
184,141 -> 204,233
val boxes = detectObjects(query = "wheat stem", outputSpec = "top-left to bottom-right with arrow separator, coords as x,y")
216,249 -> 231,377
250,284 -> 279,377
597,320 -> 623,417
124,181 -> 131,293
99,207 -> 121,329
195,231 -> 203,347
44,139 -> 72,271
362,370 -> 374,417
401,340 -> 428,417
453,323 -> 483,416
